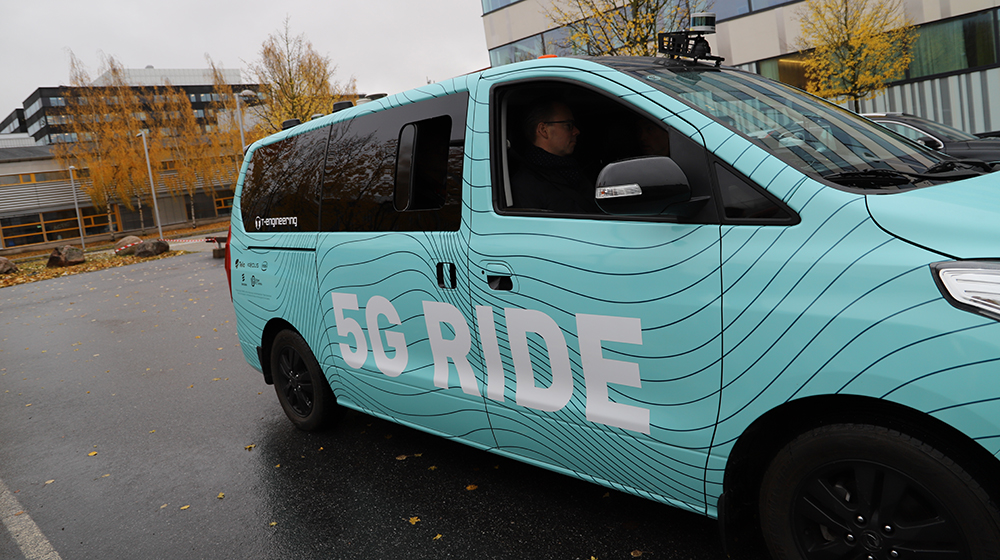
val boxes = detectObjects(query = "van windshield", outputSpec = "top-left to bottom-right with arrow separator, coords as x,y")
602,59 -> 973,189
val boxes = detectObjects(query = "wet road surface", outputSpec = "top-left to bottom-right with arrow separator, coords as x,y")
0,251 -> 727,559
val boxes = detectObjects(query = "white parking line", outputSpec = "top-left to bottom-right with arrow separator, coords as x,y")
0,478 -> 61,560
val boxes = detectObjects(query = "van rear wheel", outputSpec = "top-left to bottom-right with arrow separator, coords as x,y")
759,423 -> 1000,560
270,330 -> 338,431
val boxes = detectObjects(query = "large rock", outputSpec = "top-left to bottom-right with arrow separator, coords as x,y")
46,245 -> 86,268
0,257 -> 17,274
114,235 -> 144,256
134,239 -> 170,258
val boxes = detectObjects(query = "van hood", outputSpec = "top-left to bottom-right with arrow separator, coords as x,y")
866,174 -> 1000,259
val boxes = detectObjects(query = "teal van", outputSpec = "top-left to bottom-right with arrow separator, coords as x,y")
228,55 -> 1000,559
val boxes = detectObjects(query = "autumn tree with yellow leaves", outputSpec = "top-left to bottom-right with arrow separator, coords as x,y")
52,53 -> 160,235
796,0 -> 918,112
547,0 -> 705,57
245,18 -> 357,133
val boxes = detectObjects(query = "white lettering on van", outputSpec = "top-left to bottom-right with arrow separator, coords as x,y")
331,292 -> 367,368
330,293 -> 650,434
475,306 -> 505,402
506,308 -> 573,413
577,314 -> 650,434
423,301 -> 481,396
367,296 -> 408,377
254,215 -> 299,229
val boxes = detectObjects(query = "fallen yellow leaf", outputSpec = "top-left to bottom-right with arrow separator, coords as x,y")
396,455 -> 408,461
180,505 -> 190,510
466,484 -> 478,491
244,444 -> 256,451
409,517 -> 420,525
274,464 -> 281,468
88,451 -> 98,457
217,493 -> 225,499
428,466 -> 437,471
269,522 -> 277,527
45,480 -> 55,485
160,504 -> 168,509
433,534 -> 442,541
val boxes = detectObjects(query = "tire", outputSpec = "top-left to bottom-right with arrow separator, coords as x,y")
759,423 -> 1000,560
270,330 -> 339,431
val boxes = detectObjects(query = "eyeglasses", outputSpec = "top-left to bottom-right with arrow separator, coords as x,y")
543,120 -> 576,130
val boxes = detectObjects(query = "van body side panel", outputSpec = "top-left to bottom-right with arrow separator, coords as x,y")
314,83 -> 495,448
467,68 -> 724,514
230,119 -> 329,370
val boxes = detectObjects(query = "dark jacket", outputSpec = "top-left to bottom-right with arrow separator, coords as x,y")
510,145 -> 595,213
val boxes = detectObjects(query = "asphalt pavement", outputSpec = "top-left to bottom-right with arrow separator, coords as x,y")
0,250 -> 727,560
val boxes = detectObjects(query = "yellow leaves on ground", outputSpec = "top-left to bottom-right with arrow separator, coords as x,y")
433,534 -> 442,541
0,252 -> 185,289
88,451 -> 98,457
45,480 -> 55,485
630,551 -> 650,557
409,516 -> 420,525
244,443 -> 256,451
465,484 -> 478,491
269,521 -> 278,527
180,505 -> 190,510
217,492 -> 225,499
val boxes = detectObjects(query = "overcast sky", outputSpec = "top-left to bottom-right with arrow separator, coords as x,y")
0,0 -> 492,117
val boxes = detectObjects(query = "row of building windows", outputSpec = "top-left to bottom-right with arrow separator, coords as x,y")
756,8 -> 1000,90
1,119 -> 20,134
488,7 -> 1000,95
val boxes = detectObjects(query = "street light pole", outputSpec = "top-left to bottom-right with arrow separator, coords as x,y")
69,165 -> 86,250
137,130 -> 164,240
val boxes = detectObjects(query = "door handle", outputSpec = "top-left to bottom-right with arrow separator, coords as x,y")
487,275 -> 513,291
437,262 -> 457,289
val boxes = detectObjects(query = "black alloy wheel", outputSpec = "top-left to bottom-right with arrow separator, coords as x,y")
270,330 -> 338,431
759,424 -> 1000,560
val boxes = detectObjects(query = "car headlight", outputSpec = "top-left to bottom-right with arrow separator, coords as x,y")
932,261 -> 1000,321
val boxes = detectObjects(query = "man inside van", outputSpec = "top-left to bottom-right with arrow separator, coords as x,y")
511,99 -> 596,213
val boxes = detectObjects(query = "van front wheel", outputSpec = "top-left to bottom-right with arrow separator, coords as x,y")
270,330 -> 338,431
759,423 -> 1000,560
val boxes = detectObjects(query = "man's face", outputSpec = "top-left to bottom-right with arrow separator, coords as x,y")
536,104 -> 580,157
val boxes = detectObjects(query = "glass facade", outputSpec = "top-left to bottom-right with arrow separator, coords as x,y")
907,11 -> 997,79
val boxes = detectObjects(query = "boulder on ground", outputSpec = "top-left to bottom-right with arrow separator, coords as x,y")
46,246 -> 86,268
114,235 -> 144,256
134,239 -> 170,258
0,257 -> 18,274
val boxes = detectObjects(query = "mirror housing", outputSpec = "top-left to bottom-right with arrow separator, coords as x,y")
918,136 -> 945,151
594,156 -> 695,216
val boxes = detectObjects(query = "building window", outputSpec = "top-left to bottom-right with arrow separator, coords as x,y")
714,0 -> 751,21
482,0 -> 520,15
758,53 -> 809,90
49,97 -> 66,107
25,99 -> 42,118
907,11 -> 998,79
489,35 -> 545,66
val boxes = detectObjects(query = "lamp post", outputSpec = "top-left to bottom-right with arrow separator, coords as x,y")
69,165 -> 85,250
234,89 -> 256,153
137,130 -> 163,240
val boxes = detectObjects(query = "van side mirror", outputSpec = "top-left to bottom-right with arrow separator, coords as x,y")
594,156 -> 699,216
917,136 -> 944,151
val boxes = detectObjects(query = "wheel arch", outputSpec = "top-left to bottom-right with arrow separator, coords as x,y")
718,393 -> 1000,559
258,318 -> 300,385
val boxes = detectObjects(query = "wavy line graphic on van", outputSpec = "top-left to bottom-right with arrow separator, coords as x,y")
254,215 -> 299,230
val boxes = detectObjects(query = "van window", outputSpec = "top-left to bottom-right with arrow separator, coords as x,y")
494,82 -> 718,223
320,93 -> 468,232
715,163 -> 794,222
240,126 -> 326,233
